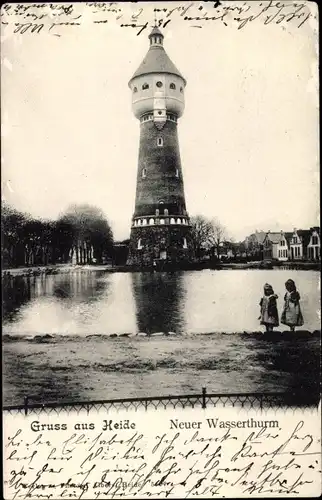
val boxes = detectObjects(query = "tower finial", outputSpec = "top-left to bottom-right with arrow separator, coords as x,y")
153,8 -> 157,27
148,25 -> 164,46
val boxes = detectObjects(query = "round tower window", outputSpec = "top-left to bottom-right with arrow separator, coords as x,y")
142,83 -> 149,90
170,83 -> 176,90
133,87 -> 138,93
158,111 -> 162,115
180,87 -> 183,93
156,81 -> 163,88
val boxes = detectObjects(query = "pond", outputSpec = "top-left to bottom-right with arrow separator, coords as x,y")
2,269 -> 320,405
2,269 -> 320,334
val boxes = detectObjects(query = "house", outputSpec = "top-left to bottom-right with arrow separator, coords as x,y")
288,227 -> 320,261
217,241 -> 235,260
263,231 -> 289,261
244,230 -> 266,260
307,227 -> 320,261
288,229 -> 311,260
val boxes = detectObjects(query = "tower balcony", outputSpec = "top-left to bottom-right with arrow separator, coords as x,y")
132,215 -> 191,228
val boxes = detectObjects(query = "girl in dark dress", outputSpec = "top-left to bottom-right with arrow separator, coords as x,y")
259,283 -> 279,332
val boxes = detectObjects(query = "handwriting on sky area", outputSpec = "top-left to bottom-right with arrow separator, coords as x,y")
4,416 -> 321,498
0,1 -> 316,38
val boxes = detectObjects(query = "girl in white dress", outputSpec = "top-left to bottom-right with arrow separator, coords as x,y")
281,279 -> 304,331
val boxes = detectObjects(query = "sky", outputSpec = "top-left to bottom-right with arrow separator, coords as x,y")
1,1 -> 319,242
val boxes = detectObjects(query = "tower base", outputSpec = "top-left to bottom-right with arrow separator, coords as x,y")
127,225 -> 195,267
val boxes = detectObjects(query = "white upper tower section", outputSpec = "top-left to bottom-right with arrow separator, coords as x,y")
129,27 -> 186,121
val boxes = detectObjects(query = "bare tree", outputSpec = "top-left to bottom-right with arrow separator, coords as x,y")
211,217 -> 228,257
190,215 -> 228,260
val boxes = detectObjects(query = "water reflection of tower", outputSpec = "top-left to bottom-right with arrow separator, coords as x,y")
131,272 -> 186,334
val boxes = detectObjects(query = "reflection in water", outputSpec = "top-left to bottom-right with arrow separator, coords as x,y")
131,272 -> 186,334
2,271 -> 110,322
50,272 -> 109,303
2,271 -> 138,335
2,269 -> 321,334
2,274 -> 33,321
33,272 -> 109,303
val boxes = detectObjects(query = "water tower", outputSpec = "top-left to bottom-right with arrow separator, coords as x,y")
127,27 -> 194,266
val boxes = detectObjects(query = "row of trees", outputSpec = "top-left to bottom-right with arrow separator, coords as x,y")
2,203 -> 242,269
1,202 -> 114,269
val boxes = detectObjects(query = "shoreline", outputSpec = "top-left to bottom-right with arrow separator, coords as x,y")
3,330 -> 321,341
2,261 -> 320,277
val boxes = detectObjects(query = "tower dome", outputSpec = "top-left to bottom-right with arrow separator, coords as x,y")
129,27 -> 186,85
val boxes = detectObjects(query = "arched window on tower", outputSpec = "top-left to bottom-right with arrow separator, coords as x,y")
138,238 -> 143,250
142,83 -> 149,90
157,137 -> 163,147
183,238 -> 188,249
155,209 -> 159,216
142,168 -> 146,178
175,169 -> 179,178
180,87 -> 183,93
164,208 -> 169,216
170,83 -> 176,90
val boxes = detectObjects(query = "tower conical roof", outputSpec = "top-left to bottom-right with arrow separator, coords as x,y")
128,28 -> 186,86
148,26 -> 163,38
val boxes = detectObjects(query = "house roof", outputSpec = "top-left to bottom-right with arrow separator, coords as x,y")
245,231 -> 266,245
254,232 -> 266,245
129,29 -> 186,85
265,232 -> 283,244
296,229 -> 311,247
284,231 -> 293,242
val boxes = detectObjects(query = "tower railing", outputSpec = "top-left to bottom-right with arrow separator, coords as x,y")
132,216 -> 191,228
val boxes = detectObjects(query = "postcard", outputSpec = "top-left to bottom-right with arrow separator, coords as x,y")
2,1 -> 320,498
